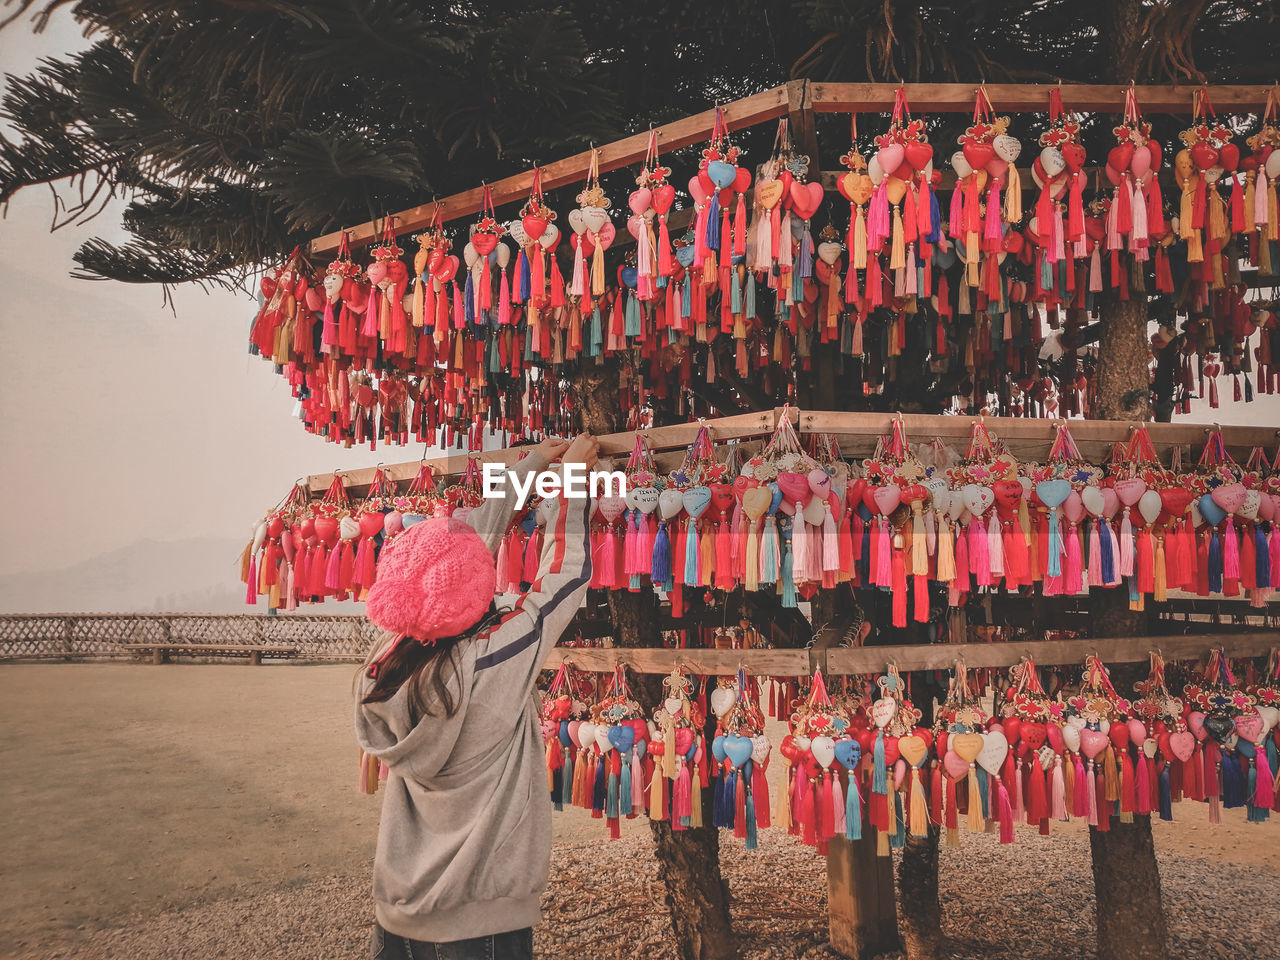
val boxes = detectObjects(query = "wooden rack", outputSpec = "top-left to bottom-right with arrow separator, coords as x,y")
541,631 -> 1277,677
304,408 -> 1280,496
310,80 -> 1278,256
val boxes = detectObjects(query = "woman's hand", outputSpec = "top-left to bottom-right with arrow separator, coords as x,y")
532,435 -> 572,464
563,432 -> 600,471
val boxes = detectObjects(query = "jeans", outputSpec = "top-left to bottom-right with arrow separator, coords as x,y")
370,923 -> 534,960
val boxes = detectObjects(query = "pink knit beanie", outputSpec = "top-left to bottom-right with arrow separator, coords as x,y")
365,517 -> 496,640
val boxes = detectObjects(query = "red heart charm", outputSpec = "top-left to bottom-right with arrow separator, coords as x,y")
1107,142 -> 1135,173
1061,142 -> 1087,172
521,214 -> 547,242
1159,488 -> 1192,519
1218,142 -> 1240,173
847,477 -> 868,512
1189,141 -> 1219,171
733,166 -> 752,194
1022,722 -> 1048,752
962,139 -> 995,171
903,140 -> 933,172
652,183 -> 675,216
471,232 -> 497,256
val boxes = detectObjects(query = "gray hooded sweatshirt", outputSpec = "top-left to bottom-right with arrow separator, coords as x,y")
354,453 -> 591,942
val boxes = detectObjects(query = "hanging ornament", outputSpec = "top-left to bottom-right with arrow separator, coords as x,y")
951,87 -> 1021,301
1183,650 -> 1259,820
869,88 -> 937,303
710,666 -> 771,849
1243,88 -> 1280,270
1176,87 -> 1237,268
836,117 -> 876,315
1101,86 -> 1160,269
1033,88 -> 1088,288
1063,655 -> 1133,831
569,150 -> 614,298
648,666 -> 705,831
511,167 -> 561,313
781,669 -> 861,854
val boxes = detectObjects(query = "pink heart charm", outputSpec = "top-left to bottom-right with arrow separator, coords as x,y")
1187,711 -> 1207,741
1113,477 -> 1147,507
1210,482 -> 1247,516
942,749 -> 970,780
1235,713 -> 1264,744
1079,728 -> 1110,760
1167,730 -> 1195,762
873,484 -> 902,517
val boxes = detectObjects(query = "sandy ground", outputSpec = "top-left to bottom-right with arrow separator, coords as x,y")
1,663 -> 1277,960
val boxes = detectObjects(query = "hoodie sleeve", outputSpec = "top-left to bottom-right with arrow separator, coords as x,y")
465,450 -> 547,554
470,479 -> 592,698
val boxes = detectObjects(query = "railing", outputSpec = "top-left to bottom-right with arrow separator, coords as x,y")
0,613 -> 379,662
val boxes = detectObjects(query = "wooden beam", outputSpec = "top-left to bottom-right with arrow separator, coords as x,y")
305,409 -> 777,494
310,85 -> 792,256
807,83 -> 1277,115
542,646 -> 815,676
823,631 -> 1277,675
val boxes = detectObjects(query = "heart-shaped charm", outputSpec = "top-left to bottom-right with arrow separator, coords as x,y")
833,738 -> 861,771
751,735 -> 772,765
1167,730 -> 1195,762
942,749 -> 970,780
1203,714 -> 1235,744
597,495 -> 627,525
1210,482 -> 1247,516
1137,489 -> 1163,526
682,485 -> 712,519
628,486 -> 660,515
1113,477 -> 1147,507
1079,728 -> 1110,760
1196,494 -> 1226,527
951,732 -> 984,764
724,734 -> 754,769
977,730 -> 1009,776
776,471 -> 812,506
742,486 -> 772,521
1080,485 -> 1105,518
658,488 -> 686,521
871,697 -> 896,729
897,734 -> 928,768
664,697 -> 683,717
962,483 -> 994,517
594,725 -> 614,754
577,721 -> 598,751
710,685 -> 736,718
1036,479 -> 1071,509
872,484 -> 902,517
811,735 -> 837,770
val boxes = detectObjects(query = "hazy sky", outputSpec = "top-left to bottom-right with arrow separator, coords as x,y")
0,12 -> 1275,581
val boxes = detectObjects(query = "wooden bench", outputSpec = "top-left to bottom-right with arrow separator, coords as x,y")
121,643 -> 299,665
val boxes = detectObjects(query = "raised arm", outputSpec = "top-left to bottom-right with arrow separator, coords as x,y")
464,436 -> 569,553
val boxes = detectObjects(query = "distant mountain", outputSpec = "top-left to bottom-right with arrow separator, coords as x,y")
0,537 -> 362,614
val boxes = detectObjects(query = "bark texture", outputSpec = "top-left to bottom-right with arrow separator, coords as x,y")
1093,296 -> 1152,422
896,827 -> 942,960
580,357 -> 738,960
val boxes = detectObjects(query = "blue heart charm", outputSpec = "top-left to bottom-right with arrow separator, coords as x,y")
520,510 -> 536,535
682,485 -> 712,519
401,513 -> 426,529
620,266 -> 638,289
711,735 -> 727,764
558,721 -> 572,749
767,482 -> 783,516
1036,479 -> 1071,509
724,735 -> 754,769
607,724 -> 636,754
833,738 -> 862,771
706,160 -> 737,189
675,244 -> 696,268
1198,493 -> 1226,527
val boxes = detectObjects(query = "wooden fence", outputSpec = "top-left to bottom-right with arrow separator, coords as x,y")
0,613 -> 379,662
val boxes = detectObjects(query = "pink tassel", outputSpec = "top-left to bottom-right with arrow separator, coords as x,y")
1086,763 -> 1098,826
792,517 -> 809,583
997,777 -> 1015,843
1135,749 -> 1151,815
1255,170 -> 1270,227
984,181 -> 1004,242
823,506 -> 839,573
1119,513 -> 1135,577
498,268 -> 511,324
523,528 -> 541,584
323,540 -> 344,590
1270,528 -> 1280,589
1222,518 -> 1240,580
245,555 -> 258,604
987,512 -> 1004,581
1072,754 -> 1089,818
969,518 -> 990,587
733,194 -> 747,257
949,185 -> 965,240
1051,759 -> 1067,820
1255,743 -> 1276,809
674,761 -> 693,823
623,515 -> 639,577
1012,760 -> 1025,822
875,518 -> 893,587
452,281 -> 465,330
833,773 -> 847,835
1065,524 -> 1083,594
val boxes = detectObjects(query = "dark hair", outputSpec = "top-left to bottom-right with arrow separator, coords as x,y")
361,605 -> 504,723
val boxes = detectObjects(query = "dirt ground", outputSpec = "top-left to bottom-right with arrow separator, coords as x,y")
2,663 -> 1277,959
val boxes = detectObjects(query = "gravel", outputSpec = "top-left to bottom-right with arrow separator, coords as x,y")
23,824 -> 1278,960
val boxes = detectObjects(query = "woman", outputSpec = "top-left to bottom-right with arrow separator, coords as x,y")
356,432 -> 597,960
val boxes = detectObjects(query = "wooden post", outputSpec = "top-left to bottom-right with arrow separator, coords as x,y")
826,834 -> 899,959
152,647 -> 165,665
250,649 -> 262,666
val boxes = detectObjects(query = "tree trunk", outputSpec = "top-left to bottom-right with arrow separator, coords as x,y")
579,358 -> 738,960
896,826 -> 942,960
1086,287 -> 1169,960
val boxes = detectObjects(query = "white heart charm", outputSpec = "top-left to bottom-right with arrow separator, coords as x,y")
977,730 -> 1009,776
658,488 -> 685,521
577,721 -> 598,751
811,735 -> 836,770
594,725 -> 614,753
664,697 -> 683,717
1081,485 -> 1105,518
567,208 -> 587,235
1061,720 -> 1082,754
1038,744 -> 1056,772
962,483 -> 994,517
751,735 -> 772,765
710,685 -> 737,718
871,697 -> 896,730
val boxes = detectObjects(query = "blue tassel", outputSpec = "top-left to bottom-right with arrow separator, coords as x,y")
606,769 -> 619,819
1256,526 -> 1271,588
1157,763 -> 1172,821
1099,519 -> 1115,584
890,791 -> 907,849
928,190 -> 942,242
517,251 -> 530,301
780,535 -> 796,608
977,767 -> 990,819
1208,530 -> 1223,594
652,522 -> 671,584
845,772 -> 862,840
745,783 -> 758,850
1040,255 -> 1053,290
463,273 -> 475,324
1221,752 -> 1243,808
684,521 -> 700,586
561,752 -> 573,807
858,507 -> 873,584
1047,509 -> 1063,577
706,194 -> 721,250
592,756 -> 607,813
731,269 -> 742,314
619,753 -> 632,817
625,292 -> 641,337
552,767 -> 563,810
1128,574 -> 1139,604
713,770 -> 728,828
872,732 -> 887,795
790,262 -> 804,301
488,333 -> 501,374
682,275 -> 692,317
798,226 -> 814,279
760,517 -> 778,585
1245,764 -> 1265,822
745,272 -> 756,318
